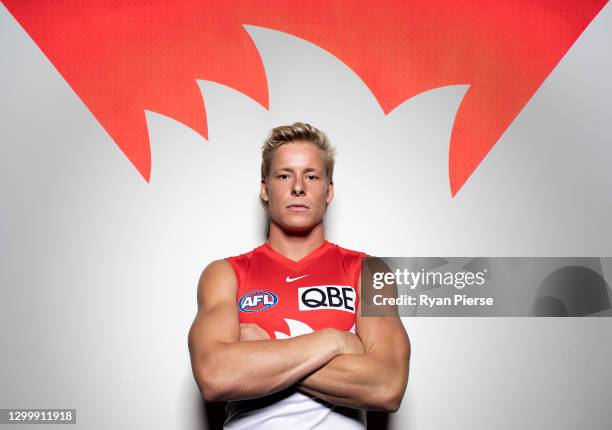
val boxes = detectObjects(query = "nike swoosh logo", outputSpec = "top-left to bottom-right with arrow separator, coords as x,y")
286,274 -> 310,283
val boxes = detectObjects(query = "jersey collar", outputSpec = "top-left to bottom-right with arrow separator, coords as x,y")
261,240 -> 333,271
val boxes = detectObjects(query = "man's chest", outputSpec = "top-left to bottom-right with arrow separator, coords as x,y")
235,260 -> 359,338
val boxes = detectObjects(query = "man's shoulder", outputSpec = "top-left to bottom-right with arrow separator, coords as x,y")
199,258 -> 235,279
221,243 -> 268,277
224,243 -> 263,263
327,242 -> 368,286
328,241 -> 369,259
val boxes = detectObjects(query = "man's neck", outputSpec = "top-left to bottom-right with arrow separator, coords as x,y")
267,223 -> 326,262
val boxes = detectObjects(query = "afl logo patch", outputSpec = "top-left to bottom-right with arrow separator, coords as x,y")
239,290 -> 279,313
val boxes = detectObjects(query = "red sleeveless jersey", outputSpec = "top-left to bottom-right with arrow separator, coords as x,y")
225,240 -> 368,339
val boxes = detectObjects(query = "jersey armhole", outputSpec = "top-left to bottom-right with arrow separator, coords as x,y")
352,254 -> 369,309
224,257 -> 242,292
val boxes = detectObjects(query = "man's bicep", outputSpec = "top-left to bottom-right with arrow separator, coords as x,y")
188,259 -> 240,357
356,313 -> 410,359
356,271 -> 410,361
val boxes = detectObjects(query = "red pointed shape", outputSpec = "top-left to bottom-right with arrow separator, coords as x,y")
3,1 -> 607,194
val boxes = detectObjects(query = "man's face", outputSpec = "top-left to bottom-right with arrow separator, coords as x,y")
261,141 -> 334,233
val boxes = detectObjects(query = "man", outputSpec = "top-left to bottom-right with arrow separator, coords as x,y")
188,122 -> 410,429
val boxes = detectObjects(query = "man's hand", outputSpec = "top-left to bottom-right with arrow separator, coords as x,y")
240,323 -> 365,354
240,323 -> 271,342
239,323 -> 365,355
336,330 -> 366,355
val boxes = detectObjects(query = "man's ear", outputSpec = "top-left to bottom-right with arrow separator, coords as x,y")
260,179 -> 269,202
325,180 -> 334,204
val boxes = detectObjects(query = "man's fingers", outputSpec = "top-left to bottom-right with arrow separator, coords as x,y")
240,322 -> 271,341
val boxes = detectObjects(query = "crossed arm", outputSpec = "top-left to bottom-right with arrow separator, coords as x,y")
187,259 -> 410,412
297,296 -> 410,412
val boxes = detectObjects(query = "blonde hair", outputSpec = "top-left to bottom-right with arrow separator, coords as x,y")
260,122 -> 336,182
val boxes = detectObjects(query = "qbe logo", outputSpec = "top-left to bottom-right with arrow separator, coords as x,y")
298,286 -> 356,313
239,290 -> 279,312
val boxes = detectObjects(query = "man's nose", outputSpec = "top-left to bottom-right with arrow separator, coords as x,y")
291,178 -> 305,196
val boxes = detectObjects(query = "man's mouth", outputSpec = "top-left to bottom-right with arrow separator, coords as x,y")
287,204 -> 309,211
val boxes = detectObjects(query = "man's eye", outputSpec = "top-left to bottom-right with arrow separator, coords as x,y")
307,175 -> 318,180
278,174 -> 289,180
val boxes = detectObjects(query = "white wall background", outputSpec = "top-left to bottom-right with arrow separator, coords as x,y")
1,2 -> 612,429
